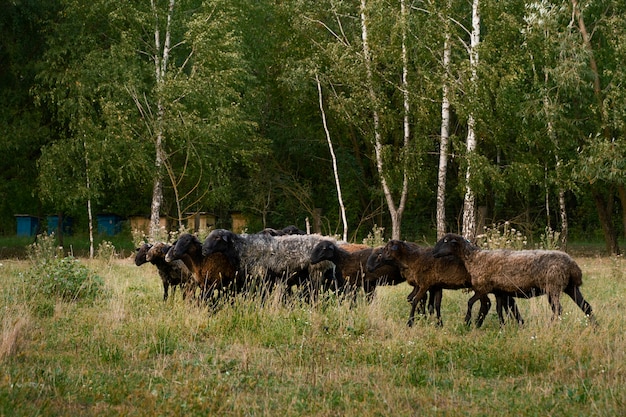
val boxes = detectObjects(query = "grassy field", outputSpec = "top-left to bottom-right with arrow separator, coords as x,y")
0,253 -> 625,416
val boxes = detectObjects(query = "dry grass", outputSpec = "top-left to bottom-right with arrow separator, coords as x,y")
0,255 -> 625,416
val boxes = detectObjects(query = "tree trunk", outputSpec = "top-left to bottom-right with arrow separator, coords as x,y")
617,185 -> 626,241
572,0 -> 619,254
558,187 -> 568,251
436,20 -> 452,240
462,0 -> 480,240
592,188 -> 619,255
316,73 -> 348,242
149,0 -> 175,240
359,0 -> 408,240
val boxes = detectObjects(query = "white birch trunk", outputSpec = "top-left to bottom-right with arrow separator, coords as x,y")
360,0 -> 408,240
316,74 -> 348,242
149,0 -> 175,240
436,20 -> 452,239
462,0 -> 480,240
84,139 -> 94,259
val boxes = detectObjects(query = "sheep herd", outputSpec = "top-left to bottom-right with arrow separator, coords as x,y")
134,227 -> 596,328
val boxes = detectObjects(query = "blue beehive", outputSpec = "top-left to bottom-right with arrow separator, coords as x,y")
47,215 -> 73,235
97,214 -> 123,235
15,215 -> 40,237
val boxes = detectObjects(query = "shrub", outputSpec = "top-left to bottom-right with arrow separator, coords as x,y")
26,234 -> 104,302
97,240 -> 117,261
27,257 -> 104,302
476,222 -> 528,250
363,224 -> 386,247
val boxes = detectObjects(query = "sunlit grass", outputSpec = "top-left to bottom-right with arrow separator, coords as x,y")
0,255 -> 624,415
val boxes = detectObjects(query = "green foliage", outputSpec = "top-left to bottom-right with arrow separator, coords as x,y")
26,257 -> 104,302
96,240 -> 117,262
476,222 -> 529,250
25,233 -> 103,302
362,224 -> 386,247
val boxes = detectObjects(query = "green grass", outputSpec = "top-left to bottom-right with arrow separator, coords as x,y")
1,254 -> 625,416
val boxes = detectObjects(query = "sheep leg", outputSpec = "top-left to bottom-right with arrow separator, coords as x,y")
505,296 -> 524,325
495,294 -> 506,325
465,292 -> 483,326
162,281 -> 169,301
475,295 -> 491,328
564,285 -> 595,323
406,286 -> 427,316
407,287 -> 429,327
430,288 -> 443,327
548,293 -> 563,320
494,294 -> 523,326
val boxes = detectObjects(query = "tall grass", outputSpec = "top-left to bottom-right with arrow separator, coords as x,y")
0,254 -> 624,416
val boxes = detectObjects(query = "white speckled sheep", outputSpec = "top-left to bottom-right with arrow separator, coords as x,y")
201,229 -> 338,299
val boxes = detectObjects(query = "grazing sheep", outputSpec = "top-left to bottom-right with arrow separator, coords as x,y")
134,242 -> 194,301
201,229 -> 339,299
165,233 -> 238,304
432,233 -> 594,325
310,241 -> 405,300
368,239 -> 497,327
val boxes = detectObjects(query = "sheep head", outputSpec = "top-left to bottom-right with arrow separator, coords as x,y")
146,242 -> 170,262
167,233 -> 201,262
379,240 -> 410,269
432,233 -> 474,259
282,225 -> 305,235
201,229 -> 236,257
134,243 -> 152,266
310,240 -> 337,264
365,247 -> 385,272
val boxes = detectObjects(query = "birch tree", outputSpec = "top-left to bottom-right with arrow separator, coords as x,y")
462,0 -> 481,240
360,0 -> 409,240
316,73 -> 348,241
436,1 -> 452,239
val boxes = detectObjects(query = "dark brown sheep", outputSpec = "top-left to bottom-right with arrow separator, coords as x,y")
134,242 -> 194,301
368,239 -> 498,327
432,233 -> 594,324
310,241 -> 405,299
165,233 -> 238,304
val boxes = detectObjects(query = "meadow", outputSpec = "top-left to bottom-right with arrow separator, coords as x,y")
0,252 -> 625,416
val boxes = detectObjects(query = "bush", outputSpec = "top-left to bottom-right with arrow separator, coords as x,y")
25,233 -> 104,302
27,257 -> 104,302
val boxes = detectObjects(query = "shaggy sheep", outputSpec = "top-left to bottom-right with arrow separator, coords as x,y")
259,225 -> 306,236
201,229 -> 339,299
366,246 -> 438,317
310,241 -> 405,299
367,239 -> 497,327
165,233 -> 238,304
134,242 -> 194,301
432,233 -> 594,324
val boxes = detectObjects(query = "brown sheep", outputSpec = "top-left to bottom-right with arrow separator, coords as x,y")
432,233 -> 595,325
368,239 -> 499,327
310,241 -> 406,300
134,242 -> 194,301
165,233 -> 238,305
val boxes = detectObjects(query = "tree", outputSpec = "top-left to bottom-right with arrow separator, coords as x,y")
461,0 -> 481,240
436,0 -> 453,239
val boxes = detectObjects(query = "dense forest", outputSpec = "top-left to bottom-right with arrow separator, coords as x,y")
1,0 -> 625,253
